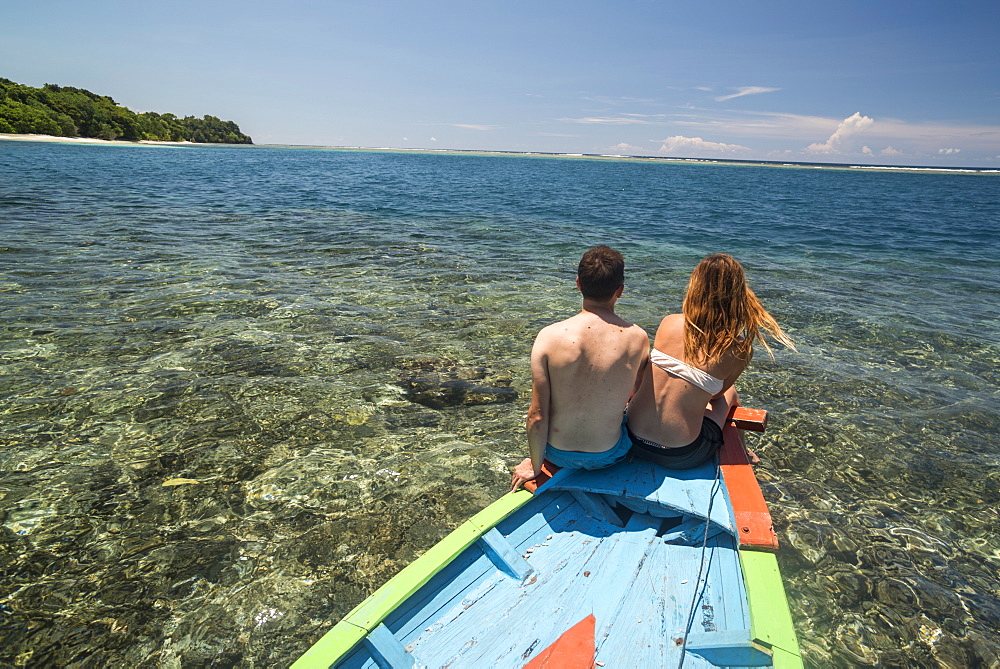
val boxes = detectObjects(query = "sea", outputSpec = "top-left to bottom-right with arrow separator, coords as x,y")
1,139 -> 998,667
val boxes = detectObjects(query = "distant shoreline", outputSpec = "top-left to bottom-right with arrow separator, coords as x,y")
3,133 -> 996,174
0,133 -> 197,147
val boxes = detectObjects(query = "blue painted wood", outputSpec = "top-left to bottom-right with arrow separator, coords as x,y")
479,527 -> 533,579
447,511 -> 665,667
686,630 -> 773,666
387,492 -> 577,647
661,516 -> 725,545
332,463 -> 768,668
363,624 -> 414,669
592,532 -> 747,667
387,502 -> 618,666
569,490 -> 622,527
540,458 -> 736,534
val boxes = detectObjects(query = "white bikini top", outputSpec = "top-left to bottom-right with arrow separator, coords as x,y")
649,348 -> 724,396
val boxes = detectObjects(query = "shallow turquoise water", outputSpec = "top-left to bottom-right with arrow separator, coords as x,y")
1,140 -> 998,666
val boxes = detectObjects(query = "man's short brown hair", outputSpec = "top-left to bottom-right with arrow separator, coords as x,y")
577,245 -> 625,301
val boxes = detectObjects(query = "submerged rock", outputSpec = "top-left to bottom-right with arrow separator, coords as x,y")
398,360 -> 518,409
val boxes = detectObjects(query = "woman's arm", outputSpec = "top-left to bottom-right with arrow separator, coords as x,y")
710,347 -> 750,399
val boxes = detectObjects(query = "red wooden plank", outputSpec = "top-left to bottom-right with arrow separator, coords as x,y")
523,614 -> 596,669
720,408 -> 779,551
729,406 -> 768,432
523,461 -> 562,493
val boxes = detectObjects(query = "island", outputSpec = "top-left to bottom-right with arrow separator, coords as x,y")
0,77 -> 252,144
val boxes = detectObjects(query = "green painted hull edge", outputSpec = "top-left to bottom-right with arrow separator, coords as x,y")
291,489 -> 534,668
739,549 -> 803,668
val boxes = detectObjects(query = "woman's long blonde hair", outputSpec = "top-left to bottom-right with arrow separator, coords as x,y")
682,253 -> 795,363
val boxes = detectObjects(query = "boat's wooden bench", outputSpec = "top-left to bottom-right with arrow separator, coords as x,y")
526,406 -> 779,551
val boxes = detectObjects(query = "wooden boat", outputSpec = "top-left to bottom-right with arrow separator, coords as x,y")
293,406 -> 802,668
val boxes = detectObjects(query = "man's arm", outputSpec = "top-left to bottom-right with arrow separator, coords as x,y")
511,335 -> 551,491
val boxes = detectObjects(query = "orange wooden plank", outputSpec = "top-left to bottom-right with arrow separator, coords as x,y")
523,461 -> 562,493
729,406 -> 768,432
719,412 -> 779,551
523,614 -> 596,669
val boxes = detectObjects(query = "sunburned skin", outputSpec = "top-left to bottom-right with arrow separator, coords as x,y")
625,313 -> 747,448
511,279 -> 649,491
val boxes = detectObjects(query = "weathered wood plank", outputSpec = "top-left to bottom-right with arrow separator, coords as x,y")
363,624 -> 414,669
590,532 -> 751,667
719,420 -> 778,550
522,614 -> 596,668
569,490 -> 622,527
479,527 -> 533,580
542,459 -> 735,533
420,508 -> 663,667
388,492 -> 576,647
684,629 -> 772,666
740,550 -> 803,667
730,406 -> 768,432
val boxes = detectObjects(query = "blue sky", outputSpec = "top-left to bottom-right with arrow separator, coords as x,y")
4,0 -> 999,166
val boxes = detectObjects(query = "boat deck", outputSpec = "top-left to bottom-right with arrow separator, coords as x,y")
338,459 -> 763,668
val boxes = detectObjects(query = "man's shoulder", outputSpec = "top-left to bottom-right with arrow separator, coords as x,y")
630,322 -> 651,341
536,316 -> 574,338
625,323 -> 651,356
533,318 -> 574,353
537,312 -> 646,343
626,320 -> 649,335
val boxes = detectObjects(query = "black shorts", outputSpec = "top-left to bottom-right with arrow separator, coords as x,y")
627,417 -> 723,470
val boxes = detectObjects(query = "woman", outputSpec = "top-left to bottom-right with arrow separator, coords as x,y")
625,253 -> 794,468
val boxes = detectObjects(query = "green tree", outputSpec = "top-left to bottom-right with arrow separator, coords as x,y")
0,77 -> 252,143
0,100 -> 62,135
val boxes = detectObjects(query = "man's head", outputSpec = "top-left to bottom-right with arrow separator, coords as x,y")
577,245 -> 625,301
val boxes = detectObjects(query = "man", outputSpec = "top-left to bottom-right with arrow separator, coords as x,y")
510,246 -> 649,491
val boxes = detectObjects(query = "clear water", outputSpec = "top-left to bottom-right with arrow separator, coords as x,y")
1,141 -> 998,667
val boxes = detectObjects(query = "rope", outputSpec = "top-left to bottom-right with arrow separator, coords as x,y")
676,453 -> 722,669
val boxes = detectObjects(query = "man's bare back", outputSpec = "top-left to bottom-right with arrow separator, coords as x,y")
511,245 -> 650,491
534,308 -> 648,452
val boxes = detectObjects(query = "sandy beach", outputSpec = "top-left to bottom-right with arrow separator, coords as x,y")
0,132 -> 195,147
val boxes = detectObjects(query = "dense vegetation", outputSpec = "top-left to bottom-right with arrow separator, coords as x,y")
0,77 -> 252,144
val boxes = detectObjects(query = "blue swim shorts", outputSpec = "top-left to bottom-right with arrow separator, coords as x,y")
544,417 -> 632,470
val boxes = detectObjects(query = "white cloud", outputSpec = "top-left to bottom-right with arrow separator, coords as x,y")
715,86 -> 780,102
560,116 -> 658,125
805,112 -> 874,153
862,146 -> 873,155
581,95 -> 659,106
558,106 -> 999,162
450,124 -> 498,131
654,135 -> 750,156
938,147 -> 961,154
430,137 -> 437,142
609,142 -> 644,154
669,108 -> 836,139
